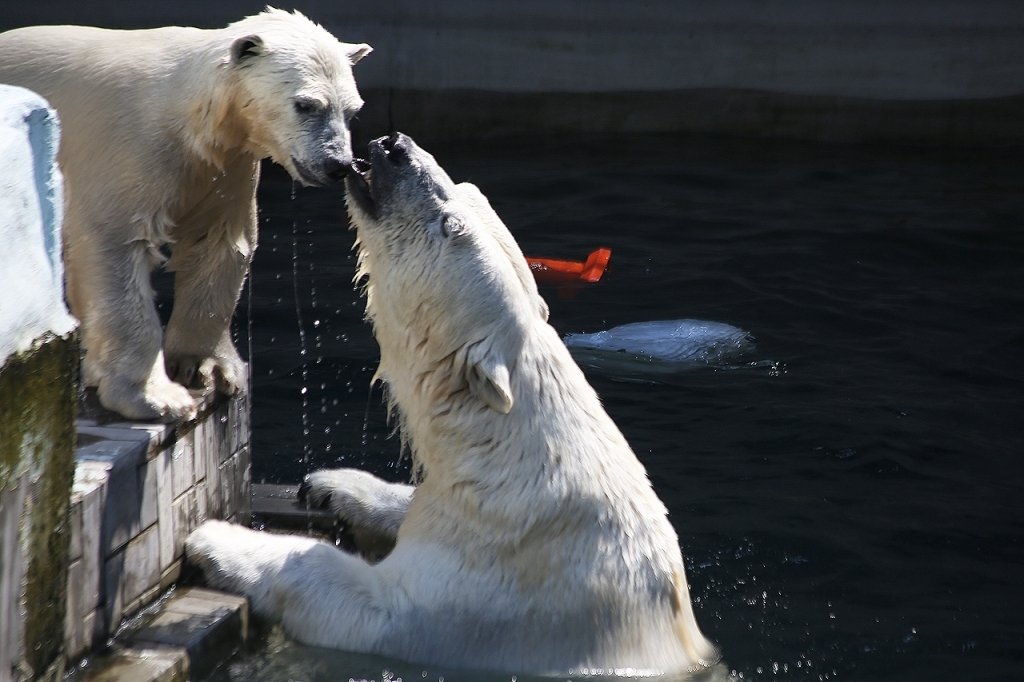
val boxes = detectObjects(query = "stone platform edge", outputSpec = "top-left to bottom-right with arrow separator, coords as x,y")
65,386 -> 251,670
68,586 -> 249,682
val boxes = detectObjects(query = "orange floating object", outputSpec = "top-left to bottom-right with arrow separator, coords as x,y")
526,248 -> 612,285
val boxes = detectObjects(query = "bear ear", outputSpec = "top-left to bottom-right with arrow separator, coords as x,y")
537,296 -> 550,322
230,34 -> 264,63
466,350 -> 514,415
345,42 -> 373,65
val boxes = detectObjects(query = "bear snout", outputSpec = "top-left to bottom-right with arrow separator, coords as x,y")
370,132 -> 410,166
322,155 -> 350,183
382,132 -> 408,164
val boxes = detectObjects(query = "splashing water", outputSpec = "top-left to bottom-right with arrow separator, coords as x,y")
289,183 -> 314,530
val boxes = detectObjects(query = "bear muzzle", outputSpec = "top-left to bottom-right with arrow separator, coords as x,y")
322,155 -> 350,183
291,153 -> 352,187
344,133 -> 407,211
345,157 -> 374,214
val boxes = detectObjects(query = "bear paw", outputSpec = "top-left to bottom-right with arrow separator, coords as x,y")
186,521 -> 253,569
185,521 -> 324,613
98,373 -> 197,422
166,349 -> 246,396
299,469 -> 411,559
299,468 -> 393,522
184,520 -> 233,579
185,521 -> 268,596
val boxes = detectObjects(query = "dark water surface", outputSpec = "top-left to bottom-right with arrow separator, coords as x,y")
219,134 -> 1024,681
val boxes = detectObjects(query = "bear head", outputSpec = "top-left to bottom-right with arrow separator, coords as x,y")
346,133 -> 551,415
226,8 -> 371,186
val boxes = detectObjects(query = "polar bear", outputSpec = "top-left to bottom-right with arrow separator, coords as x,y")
186,133 -> 718,676
0,9 -> 371,420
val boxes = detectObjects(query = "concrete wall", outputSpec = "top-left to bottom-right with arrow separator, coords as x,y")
65,392 -> 251,664
1,1 -> 1021,144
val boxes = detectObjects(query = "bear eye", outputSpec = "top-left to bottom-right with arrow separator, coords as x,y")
440,218 -> 464,241
293,97 -> 323,116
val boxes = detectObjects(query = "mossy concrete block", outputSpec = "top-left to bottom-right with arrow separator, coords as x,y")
169,485 -> 212,567
192,422 -> 208,483
1,333 -> 79,681
1,483 -> 29,679
228,390 -> 250,452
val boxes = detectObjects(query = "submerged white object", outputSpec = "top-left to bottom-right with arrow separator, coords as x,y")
564,319 -> 754,365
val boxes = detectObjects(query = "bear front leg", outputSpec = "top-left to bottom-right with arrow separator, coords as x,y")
164,168 -> 257,396
300,468 -> 413,559
163,239 -> 250,394
68,234 -> 196,422
185,521 -> 393,652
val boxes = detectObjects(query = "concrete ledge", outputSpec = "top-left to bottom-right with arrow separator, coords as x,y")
251,483 -> 336,532
68,587 -> 248,682
125,587 -> 249,680
65,388 -> 251,665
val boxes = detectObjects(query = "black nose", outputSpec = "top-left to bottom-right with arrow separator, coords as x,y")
324,156 -> 349,183
381,132 -> 408,164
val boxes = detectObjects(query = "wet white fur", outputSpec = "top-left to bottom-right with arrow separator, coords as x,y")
187,137 -> 717,675
0,8 -> 370,420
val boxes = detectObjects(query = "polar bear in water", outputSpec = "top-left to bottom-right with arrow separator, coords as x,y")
186,133 -> 718,676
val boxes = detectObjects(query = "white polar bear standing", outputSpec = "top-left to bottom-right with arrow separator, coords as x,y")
0,9 -> 371,420
187,133 -> 719,676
